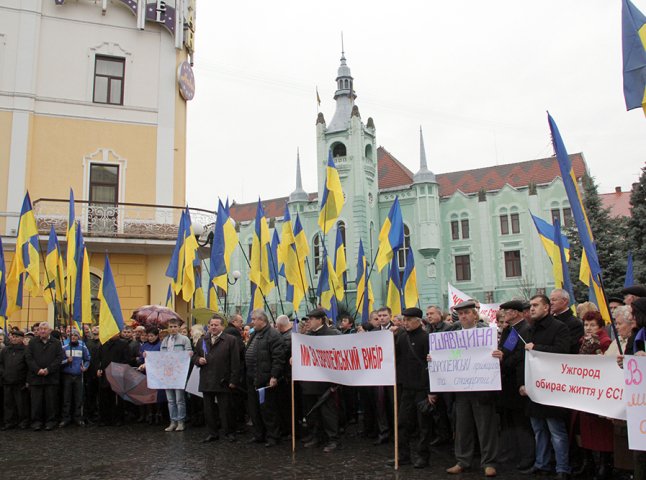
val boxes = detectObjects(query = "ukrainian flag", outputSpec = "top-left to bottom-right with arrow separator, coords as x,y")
355,239 -> 374,323
293,213 -> 310,259
386,254 -> 403,317
402,248 -> 418,308
166,209 -> 187,294
622,0 -> 646,114
316,255 -> 336,310
15,192 -> 40,294
66,189 -> 77,304
209,199 -> 238,309
279,206 -> 308,311
530,213 -> 571,263
333,226 -> 347,300
44,226 -> 65,304
376,197 -> 404,272
165,284 -> 174,309
548,113 -> 610,321
5,259 -> 23,317
249,200 -> 274,298
553,220 -> 576,303
72,225 -> 92,328
318,152 -> 345,234
98,254 -> 125,344
193,268 -> 206,309
181,208 -> 200,302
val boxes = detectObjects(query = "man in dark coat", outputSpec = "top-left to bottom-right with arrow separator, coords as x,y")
300,308 -> 341,453
519,294 -> 571,479
0,330 -> 29,429
388,307 -> 433,469
223,313 -> 246,432
245,309 -> 285,447
24,322 -> 65,431
275,315 -> 294,437
84,326 -> 101,424
496,300 -> 534,471
549,289 -> 583,354
426,305 -> 457,333
193,315 -> 240,442
96,333 -> 130,426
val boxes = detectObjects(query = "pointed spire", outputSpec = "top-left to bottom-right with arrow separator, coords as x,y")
289,148 -> 309,203
413,126 -> 436,184
328,46 -> 356,133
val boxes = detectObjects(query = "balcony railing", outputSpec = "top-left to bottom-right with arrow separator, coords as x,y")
32,198 -> 216,241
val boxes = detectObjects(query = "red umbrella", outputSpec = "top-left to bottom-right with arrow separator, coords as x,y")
105,363 -> 157,405
131,305 -> 183,330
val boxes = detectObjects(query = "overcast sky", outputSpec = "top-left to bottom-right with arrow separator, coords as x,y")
185,0 -> 646,210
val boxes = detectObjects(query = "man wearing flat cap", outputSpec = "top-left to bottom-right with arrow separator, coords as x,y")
621,284 -> 646,306
300,308 -> 340,453
497,300 -> 534,471
387,307 -> 434,469
444,300 -> 499,477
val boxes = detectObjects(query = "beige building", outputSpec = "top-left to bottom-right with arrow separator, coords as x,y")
0,0 -> 207,327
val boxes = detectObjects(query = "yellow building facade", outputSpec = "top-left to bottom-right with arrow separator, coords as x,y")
0,0 -> 204,328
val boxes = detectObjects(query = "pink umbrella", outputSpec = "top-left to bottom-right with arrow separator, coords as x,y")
105,363 -> 157,405
131,305 -> 183,330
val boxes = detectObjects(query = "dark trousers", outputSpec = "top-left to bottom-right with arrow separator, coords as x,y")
246,376 -> 280,441
499,406 -> 535,468
203,391 -> 232,436
304,391 -> 339,442
61,375 -> 84,422
398,389 -> 433,462
454,394 -> 499,469
3,384 -> 29,427
84,376 -> 99,421
30,384 -> 59,427
99,386 -> 124,424
277,379 -> 292,437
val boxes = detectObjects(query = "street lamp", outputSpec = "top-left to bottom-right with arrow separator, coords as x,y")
224,270 -> 241,315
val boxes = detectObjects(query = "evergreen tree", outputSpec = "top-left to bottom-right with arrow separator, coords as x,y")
565,175 -> 629,302
628,164 -> 646,284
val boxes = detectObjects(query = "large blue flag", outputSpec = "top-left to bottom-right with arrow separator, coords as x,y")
376,197 -> 404,271
622,0 -> 646,113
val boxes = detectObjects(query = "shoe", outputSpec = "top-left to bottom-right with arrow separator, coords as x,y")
303,439 -> 320,448
265,438 -> 278,448
201,434 -> 219,443
175,421 -> 185,432
413,460 -> 428,469
246,436 -> 264,444
75,420 -> 85,427
225,434 -> 236,443
484,467 -> 497,477
520,466 -> 552,476
44,424 -> 55,431
446,464 -> 466,474
372,434 -> 389,445
165,421 -> 177,432
386,457 -> 411,467
59,421 -> 70,428
323,442 -> 338,453
32,424 -> 42,432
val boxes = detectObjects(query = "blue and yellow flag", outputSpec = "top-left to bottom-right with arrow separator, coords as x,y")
402,248 -> 418,308
316,254 -> 336,310
0,238 -> 8,325
325,295 -> 339,326
209,199 -> 238,309
98,254 -> 125,344
553,220 -> 576,304
5,259 -> 23,318
318,152 -> 345,234
165,209 -> 199,302
386,254 -> 403,317
333,227 -> 347,300
166,209 -> 187,295
293,213 -> 310,259
249,200 -> 274,298
165,284 -> 174,309
66,189 -> 77,303
247,283 -> 265,323
376,197 -> 404,272
279,206 -> 308,311
15,192 -> 40,294
530,213 -> 571,263
269,229 -> 281,285
193,267 -> 206,309
355,239 -> 374,323
548,113 -> 610,321
44,226 -> 65,304
622,0 -> 646,114
72,225 -> 92,328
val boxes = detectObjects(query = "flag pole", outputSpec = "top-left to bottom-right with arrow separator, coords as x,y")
291,378 -> 296,453
596,274 -> 623,355
352,246 -> 380,322
303,257 -> 317,309
236,241 -> 275,322
266,243 -> 285,314
393,336 -> 399,471
37,239 -> 58,329
293,247 -> 314,311
26,289 -> 31,332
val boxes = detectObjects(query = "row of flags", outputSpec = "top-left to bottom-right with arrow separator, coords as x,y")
0,190 -> 124,344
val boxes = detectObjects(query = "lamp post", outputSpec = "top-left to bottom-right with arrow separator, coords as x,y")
224,270 -> 241,315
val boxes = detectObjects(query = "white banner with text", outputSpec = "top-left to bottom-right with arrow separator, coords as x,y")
144,351 -> 192,390
623,356 -> 646,451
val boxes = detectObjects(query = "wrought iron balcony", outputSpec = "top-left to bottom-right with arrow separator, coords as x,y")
32,198 -> 215,241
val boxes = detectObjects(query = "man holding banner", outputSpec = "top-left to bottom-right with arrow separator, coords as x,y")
519,294 -> 571,479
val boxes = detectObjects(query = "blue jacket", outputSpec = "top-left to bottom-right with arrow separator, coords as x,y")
138,340 -> 161,365
61,340 -> 90,376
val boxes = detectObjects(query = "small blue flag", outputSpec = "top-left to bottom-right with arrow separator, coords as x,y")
257,387 -> 267,405
502,327 -> 520,351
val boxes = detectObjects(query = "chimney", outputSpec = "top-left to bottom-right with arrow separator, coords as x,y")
615,186 -> 622,193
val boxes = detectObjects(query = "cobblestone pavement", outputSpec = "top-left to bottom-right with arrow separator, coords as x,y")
0,423 -> 529,479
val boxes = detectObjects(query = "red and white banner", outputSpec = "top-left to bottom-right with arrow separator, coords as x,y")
447,283 -> 500,325
291,330 -> 396,386
525,350 -> 626,420
623,356 -> 646,451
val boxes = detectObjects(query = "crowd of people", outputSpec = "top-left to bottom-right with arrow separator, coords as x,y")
0,285 -> 645,480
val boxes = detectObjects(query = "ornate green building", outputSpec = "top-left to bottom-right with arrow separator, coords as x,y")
218,53 -> 587,319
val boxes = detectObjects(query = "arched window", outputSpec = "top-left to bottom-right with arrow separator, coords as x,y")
397,225 -> 411,270
365,144 -> 373,161
90,273 -> 101,324
313,234 -> 321,272
331,142 -> 346,158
